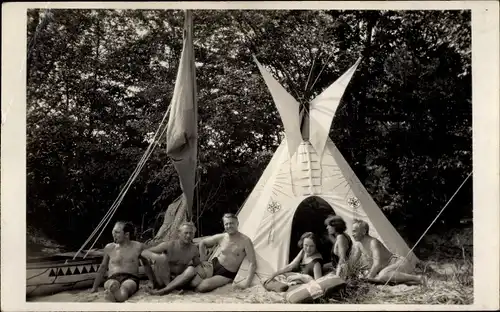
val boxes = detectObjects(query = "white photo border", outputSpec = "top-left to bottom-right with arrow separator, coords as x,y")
2,1 -> 499,311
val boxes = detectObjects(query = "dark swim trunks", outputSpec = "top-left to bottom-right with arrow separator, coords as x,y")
108,272 -> 140,292
211,257 -> 237,280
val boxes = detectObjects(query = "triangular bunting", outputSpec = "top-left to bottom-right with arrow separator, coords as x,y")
65,268 -> 73,275
49,269 -> 56,277
57,268 -> 64,276
81,266 -> 88,274
73,267 -> 81,275
89,265 -> 96,273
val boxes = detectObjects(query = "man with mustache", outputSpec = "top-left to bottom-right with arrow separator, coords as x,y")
90,221 -> 154,302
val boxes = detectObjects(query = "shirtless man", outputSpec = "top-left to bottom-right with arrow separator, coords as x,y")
350,220 -> 425,285
90,221 -> 155,302
140,222 -> 201,295
191,213 -> 256,292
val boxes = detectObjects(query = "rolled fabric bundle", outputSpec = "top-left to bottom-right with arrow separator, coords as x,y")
263,279 -> 289,292
286,273 -> 313,285
285,274 -> 346,303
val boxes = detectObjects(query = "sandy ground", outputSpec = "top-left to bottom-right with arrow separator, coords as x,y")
29,283 -> 288,304
28,262 -> 472,304
28,280 -> 427,304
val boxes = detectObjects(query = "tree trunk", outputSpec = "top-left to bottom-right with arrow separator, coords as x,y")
355,12 -> 380,184
89,16 -> 101,138
147,194 -> 188,247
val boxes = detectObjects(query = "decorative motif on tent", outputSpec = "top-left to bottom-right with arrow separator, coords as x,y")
267,200 -> 281,214
267,200 -> 281,243
348,196 -> 360,222
347,197 -> 360,209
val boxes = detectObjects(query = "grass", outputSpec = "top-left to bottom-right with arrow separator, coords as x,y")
320,230 -> 474,305
341,262 -> 473,305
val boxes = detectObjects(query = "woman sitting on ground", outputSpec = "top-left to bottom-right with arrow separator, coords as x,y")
264,232 -> 323,285
323,215 -> 353,278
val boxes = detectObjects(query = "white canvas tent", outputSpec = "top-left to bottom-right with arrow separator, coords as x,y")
213,56 -> 418,286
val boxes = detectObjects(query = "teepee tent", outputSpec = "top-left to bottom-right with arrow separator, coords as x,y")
225,56 -> 418,286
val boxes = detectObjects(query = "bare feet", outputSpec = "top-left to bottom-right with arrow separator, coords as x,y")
104,289 -> 116,302
420,274 -> 428,288
146,286 -> 165,296
104,282 -> 120,302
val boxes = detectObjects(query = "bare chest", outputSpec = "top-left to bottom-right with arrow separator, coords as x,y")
358,242 -> 373,259
109,245 -> 140,266
219,238 -> 245,258
168,245 -> 197,264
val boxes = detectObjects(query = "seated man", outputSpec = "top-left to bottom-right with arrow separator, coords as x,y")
350,220 -> 425,285
140,222 -> 201,295
90,221 -> 154,302
191,213 -> 256,292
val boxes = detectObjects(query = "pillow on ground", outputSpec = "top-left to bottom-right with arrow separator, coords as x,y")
263,280 -> 289,292
285,274 -> 346,304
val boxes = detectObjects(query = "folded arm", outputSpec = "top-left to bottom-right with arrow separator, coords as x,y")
335,235 -> 349,277
313,261 -> 323,280
241,237 -> 257,288
199,233 -> 224,262
268,249 -> 303,280
367,240 -> 384,278
141,242 -> 169,262
139,243 -> 155,285
349,243 -> 361,265
192,247 -> 202,267
91,245 -> 111,292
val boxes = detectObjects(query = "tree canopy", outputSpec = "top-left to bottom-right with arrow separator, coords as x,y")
27,9 -> 471,255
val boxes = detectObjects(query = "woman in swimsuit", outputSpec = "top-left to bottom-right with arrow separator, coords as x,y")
264,232 -> 323,284
323,215 -> 352,278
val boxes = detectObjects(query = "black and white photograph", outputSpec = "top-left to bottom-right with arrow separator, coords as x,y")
1,1 -> 499,310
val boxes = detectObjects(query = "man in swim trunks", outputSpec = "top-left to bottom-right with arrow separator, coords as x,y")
90,221 -> 155,302
140,222 -> 201,295
350,220 -> 425,285
191,213 -> 257,292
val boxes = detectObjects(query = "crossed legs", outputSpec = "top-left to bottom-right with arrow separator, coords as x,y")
147,256 -> 234,294
148,254 -> 198,295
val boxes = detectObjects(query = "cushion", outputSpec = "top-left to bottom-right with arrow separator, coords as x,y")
285,274 -> 346,303
263,279 -> 289,292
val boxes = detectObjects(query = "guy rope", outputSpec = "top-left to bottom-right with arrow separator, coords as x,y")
380,171 -> 473,290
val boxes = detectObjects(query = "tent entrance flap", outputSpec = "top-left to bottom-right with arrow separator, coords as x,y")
288,196 -> 335,263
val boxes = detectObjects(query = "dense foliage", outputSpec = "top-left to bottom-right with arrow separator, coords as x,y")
27,9 -> 471,254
